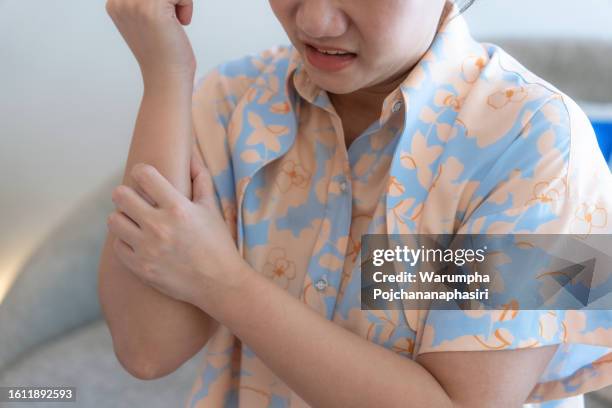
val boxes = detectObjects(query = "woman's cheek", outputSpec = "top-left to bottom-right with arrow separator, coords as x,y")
268,0 -> 297,31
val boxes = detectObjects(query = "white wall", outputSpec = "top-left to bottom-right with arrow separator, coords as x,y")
1,0 -> 611,299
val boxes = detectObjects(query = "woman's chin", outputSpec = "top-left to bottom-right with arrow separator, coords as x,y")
308,74 -> 362,96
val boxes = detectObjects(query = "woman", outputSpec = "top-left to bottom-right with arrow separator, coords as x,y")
99,0 -> 612,407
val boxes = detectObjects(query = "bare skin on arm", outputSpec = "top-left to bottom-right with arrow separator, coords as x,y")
97,0 -> 219,379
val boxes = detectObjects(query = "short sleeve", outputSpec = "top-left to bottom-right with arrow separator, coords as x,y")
414,95 -> 612,403
192,67 -> 239,243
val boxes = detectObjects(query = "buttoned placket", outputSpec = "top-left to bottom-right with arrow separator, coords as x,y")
291,65 -> 407,319
320,90 -> 403,315
288,67 -> 350,317
299,84 -> 358,317
314,275 -> 328,291
392,100 -> 403,113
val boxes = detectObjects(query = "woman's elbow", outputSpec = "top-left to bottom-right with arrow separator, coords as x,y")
113,345 -> 170,380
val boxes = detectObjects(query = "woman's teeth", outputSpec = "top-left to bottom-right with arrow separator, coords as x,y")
316,48 -> 351,55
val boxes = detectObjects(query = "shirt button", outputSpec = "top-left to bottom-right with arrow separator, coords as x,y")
339,180 -> 348,193
392,100 -> 403,113
314,278 -> 328,291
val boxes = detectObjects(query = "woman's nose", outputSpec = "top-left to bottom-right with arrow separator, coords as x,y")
296,0 -> 348,40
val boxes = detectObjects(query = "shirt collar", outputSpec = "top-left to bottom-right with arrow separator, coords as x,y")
284,1 -> 483,127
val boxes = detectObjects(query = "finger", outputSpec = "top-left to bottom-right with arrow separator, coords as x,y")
112,237 -> 138,272
173,0 -> 193,23
176,4 -> 193,25
133,183 -> 157,208
107,210 -> 142,248
130,163 -> 184,209
112,184 -> 154,227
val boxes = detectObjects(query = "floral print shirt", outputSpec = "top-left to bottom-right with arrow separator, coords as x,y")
186,3 -> 612,407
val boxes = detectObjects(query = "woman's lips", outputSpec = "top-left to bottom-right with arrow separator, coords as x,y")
304,44 -> 357,73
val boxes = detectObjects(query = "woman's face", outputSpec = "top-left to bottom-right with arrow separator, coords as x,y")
269,0 -> 448,95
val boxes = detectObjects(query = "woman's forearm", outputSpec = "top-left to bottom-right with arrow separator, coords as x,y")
198,260 -> 454,408
98,77 -> 218,379
126,78 -> 193,193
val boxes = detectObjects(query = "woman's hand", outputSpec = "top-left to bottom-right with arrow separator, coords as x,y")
106,149 -> 242,306
105,0 -> 197,84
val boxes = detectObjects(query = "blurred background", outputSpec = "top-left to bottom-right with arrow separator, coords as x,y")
1,0 -> 611,407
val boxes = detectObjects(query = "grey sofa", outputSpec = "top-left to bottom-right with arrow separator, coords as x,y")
0,170 -> 206,408
0,38 -> 611,408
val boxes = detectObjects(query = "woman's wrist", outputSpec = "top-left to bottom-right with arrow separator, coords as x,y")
193,254 -> 258,322
142,71 -> 195,100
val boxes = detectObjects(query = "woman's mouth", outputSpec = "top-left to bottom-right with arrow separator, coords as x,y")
304,43 -> 357,73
